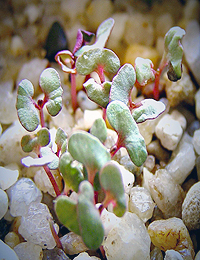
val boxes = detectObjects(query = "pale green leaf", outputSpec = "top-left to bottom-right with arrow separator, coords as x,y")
135,57 -> 155,85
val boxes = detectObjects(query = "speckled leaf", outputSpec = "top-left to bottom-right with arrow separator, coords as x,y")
40,146 -> 59,169
54,195 -> 80,235
59,152 -> 84,192
74,18 -> 114,57
37,128 -> 50,147
110,63 -> 136,105
55,50 -> 76,74
55,127 -> 67,150
39,68 -> 63,116
135,57 -> 155,85
164,26 -> 185,81
68,131 -> 111,181
107,100 -> 147,167
83,78 -> 111,108
76,48 -> 120,76
73,29 -> 95,54
78,181 -> 104,250
90,118 -> 107,143
16,79 -> 39,132
132,99 -> 166,123
100,161 -> 126,217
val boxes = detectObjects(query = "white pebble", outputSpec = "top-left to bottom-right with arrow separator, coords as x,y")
0,189 -> 8,220
155,114 -> 183,150
193,129 -> 200,155
77,90 -> 98,111
170,110 -> 187,130
129,186 -> 155,223
0,166 -> 19,190
74,252 -> 100,260
7,177 -> 42,217
19,202 -> 59,249
164,249 -> 184,260
14,241 -> 43,260
83,109 -> 103,130
166,133 -> 196,184
195,88 -> 200,120
142,167 -> 154,192
103,212 -> 151,260
4,232 -> 20,249
0,239 -> 19,260
24,4 -> 42,24
10,35 -> 25,56
100,207 -> 121,236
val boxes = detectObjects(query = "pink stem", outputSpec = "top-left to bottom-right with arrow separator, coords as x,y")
39,109 -> 45,128
71,73 -> 78,112
43,165 -> 61,197
48,217 -> 63,249
102,107 -> 106,121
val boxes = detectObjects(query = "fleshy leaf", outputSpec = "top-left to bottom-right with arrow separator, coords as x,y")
107,100 -> 147,167
83,78 -> 111,108
135,57 -> 155,86
59,152 -> 84,192
40,146 -> 59,169
74,18 -> 114,57
55,50 -> 76,74
110,63 -> 136,105
100,161 -> 126,217
54,195 -> 80,235
76,48 -> 120,76
73,29 -> 95,54
164,26 -> 185,81
77,181 -> 104,250
55,127 -> 67,150
132,99 -> 166,123
16,79 -> 39,132
39,68 -> 63,116
90,118 -> 107,143
21,155 -> 55,167
68,131 -> 111,183
21,128 -> 50,153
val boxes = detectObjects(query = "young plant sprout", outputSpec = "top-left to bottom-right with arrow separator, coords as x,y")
16,17 -> 185,251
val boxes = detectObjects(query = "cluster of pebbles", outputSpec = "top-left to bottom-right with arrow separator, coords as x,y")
0,0 -> 200,259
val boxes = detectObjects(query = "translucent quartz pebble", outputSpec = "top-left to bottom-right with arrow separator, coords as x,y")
147,139 -> 170,162
0,166 -> 19,190
150,246 -> 163,260
14,242 -> 43,260
129,186 -> 155,223
42,247 -> 70,260
196,156 -> 200,181
164,250 -> 184,260
0,239 -> 19,260
4,232 -> 20,249
60,232 -> 88,255
166,133 -> 196,184
142,167 -> 154,192
187,120 -> 200,137
148,169 -> 185,218
100,208 -> 121,236
192,129 -> 200,155
74,252 -> 100,260
18,202 -> 59,249
195,251 -> 200,260
0,189 -> 8,220
103,212 -> 151,260
182,181 -> 200,230
155,114 -> 183,151
148,217 -> 195,260
195,89 -> 200,120
7,177 -> 42,217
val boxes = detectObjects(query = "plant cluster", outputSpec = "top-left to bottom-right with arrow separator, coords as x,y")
16,18 -> 185,251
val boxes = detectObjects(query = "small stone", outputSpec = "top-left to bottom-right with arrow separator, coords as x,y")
60,232 -> 88,255
100,208 -> 121,236
14,241 -> 43,260
195,89 -> 200,120
4,232 -> 20,249
143,155 -> 155,172
187,120 -> 200,137
148,217 -> 195,260
155,114 -> 183,151
77,90 -> 98,111
164,250 -> 184,260
138,119 -> 157,145
147,139 -> 170,162
142,167 -> 154,192
150,246 -> 163,260
18,202 -> 59,249
103,212 -> 151,260
24,4 -> 42,24
42,247 -> 70,260
0,166 -> 19,190
10,35 -> 25,56
196,156 -> 200,181
155,13 -> 174,38
0,239 -> 19,260
7,177 -> 42,217
129,186 -> 155,223
166,133 -> 196,184
83,109 -> 103,130
0,189 -> 8,220
192,129 -> 200,155
148,169 -> 185,218
74,252 -> 100,260
170,110 -> 187,131
182,181 -> 200,230
195,251 -> 200,260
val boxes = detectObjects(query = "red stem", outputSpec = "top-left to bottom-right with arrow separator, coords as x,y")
97,65 -> 105,83
71,73 -> 78,112
39,109 -> 45,128
48,217 -> 63,249
43,165 -> 61,197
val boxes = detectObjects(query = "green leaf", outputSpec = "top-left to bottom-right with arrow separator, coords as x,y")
68,131 -> 111,183
135,57 -> 155,85
83,79 -> 111,108
74,18 -> 114,57
59,152 -> 84,192
107,100 -> 147,167
55,127 -> 67,150
37,128 -> 50,147
78,181 -> 104,250
54,195 -> 80,235
16,79 -> 39,132
100,161 -> 126,217
40,146 -> 59,169
164,26 -> 185,81
132,99 -> 166,123
76,48 -> 120,76
90,118 -> 107,143
110,63 -> 136,105
39,68 -> 63,116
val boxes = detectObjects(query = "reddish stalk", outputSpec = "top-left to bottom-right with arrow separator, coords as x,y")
48,217 -> 63,250
43,164 -> 61,197
71,73 -> 78,112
